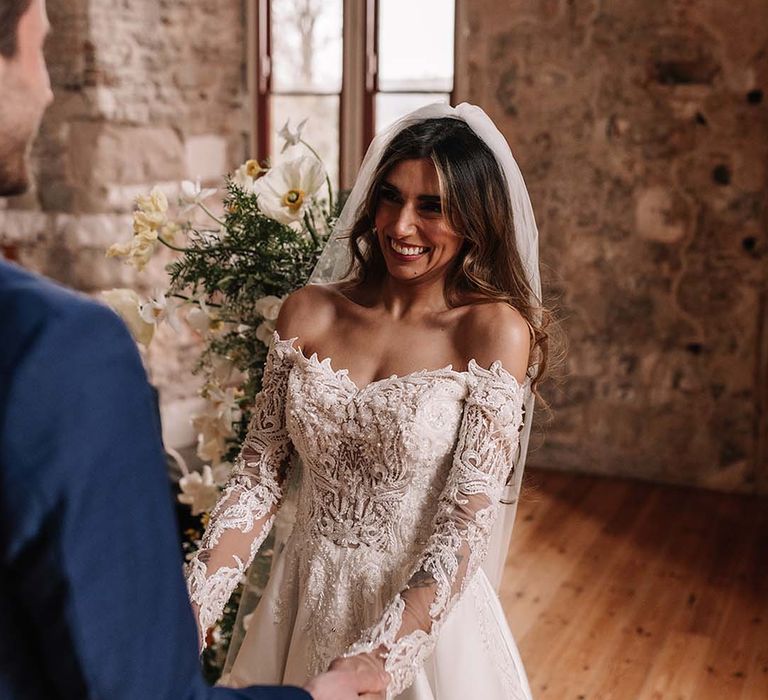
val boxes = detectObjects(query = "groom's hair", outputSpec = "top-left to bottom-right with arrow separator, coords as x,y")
0,0 -> 33,58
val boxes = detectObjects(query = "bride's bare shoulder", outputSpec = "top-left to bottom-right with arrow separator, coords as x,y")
275,283 -> 341,341
458,300 -> 531,383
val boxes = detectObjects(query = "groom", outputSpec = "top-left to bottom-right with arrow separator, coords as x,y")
0,2 -> 387,699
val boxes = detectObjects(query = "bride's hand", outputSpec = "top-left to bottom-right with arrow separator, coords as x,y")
327,650 -> 389,698
304,653 -> 389,700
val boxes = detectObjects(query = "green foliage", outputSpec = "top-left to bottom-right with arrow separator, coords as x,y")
167,181 -> 335,446
164,176 -> 337,676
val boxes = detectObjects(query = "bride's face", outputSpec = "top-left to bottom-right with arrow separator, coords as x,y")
374,158 -> 463,283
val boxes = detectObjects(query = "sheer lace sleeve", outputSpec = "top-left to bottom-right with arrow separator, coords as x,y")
185,338 -> 295,650
343,364 -> 525,696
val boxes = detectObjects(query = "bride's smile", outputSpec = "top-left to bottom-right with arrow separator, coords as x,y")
374,158 -> 463,280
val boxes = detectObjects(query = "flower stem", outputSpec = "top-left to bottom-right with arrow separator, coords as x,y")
300,139 -> 334,213
158,236 -> 195,253
168,292 -> 223,309
199,202 -> 226,227
303,212 -> 320,247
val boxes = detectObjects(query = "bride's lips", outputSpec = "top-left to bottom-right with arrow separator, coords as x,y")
387,236 -> 430,261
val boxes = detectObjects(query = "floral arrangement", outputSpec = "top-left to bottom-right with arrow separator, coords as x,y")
103,120 -> 338,679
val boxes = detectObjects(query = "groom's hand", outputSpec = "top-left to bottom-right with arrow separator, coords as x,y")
304,655 -> 389,700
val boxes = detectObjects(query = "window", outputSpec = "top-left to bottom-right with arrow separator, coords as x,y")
249,0 -> 456,190
375,0 -> 455,132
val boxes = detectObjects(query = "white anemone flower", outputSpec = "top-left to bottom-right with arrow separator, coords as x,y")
179,178 -> 217,215
252,156 -> 325,225
232,159 -> 265,193
101,289 -> 155,347
140,290 -> 183,331
278,118 -> 308,153
178,465 -> 221,515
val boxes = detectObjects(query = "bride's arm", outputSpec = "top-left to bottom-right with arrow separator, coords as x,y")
185,338 -> 294,650
337,313 -> 530,696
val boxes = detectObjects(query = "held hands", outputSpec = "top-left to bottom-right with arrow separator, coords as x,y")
303,651 -> 389,700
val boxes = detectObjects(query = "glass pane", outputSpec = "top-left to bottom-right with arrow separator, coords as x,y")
271,0 -> 343,93
378,0 -> 455,92
375,93 -> 450,133
270,95 -> 339,191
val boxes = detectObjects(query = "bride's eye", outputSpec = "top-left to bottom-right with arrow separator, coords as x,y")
380,187 -> 401,203
420,202 -> 442,214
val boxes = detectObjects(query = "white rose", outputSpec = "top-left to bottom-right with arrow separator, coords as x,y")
256,319 -> 276,346
253,295 -> 284,321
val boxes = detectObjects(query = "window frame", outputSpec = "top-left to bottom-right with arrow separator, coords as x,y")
248,0 -> 458,190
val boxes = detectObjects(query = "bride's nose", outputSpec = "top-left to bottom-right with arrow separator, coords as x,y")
393,204 -> 419,238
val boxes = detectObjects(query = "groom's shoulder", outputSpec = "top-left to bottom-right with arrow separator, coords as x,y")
0,260 -> 131,370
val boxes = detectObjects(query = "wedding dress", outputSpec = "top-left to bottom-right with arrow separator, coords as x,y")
187,331 -> 534,700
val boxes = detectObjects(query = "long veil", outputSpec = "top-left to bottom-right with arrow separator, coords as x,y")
224,102 -> 541,674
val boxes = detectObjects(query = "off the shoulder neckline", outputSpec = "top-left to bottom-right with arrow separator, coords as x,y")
270,330 -> 526,394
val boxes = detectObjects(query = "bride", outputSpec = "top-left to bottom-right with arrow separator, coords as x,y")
186,103 -> 548,700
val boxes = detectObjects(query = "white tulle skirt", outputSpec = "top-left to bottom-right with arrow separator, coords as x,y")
223,546 -> 533,700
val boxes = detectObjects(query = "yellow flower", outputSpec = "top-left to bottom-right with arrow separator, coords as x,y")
127,236 -> 157,271
136,187 -> 168,215
160,221 -> 180,243
106,241 -> 131,258
191,384 -> 243,463
107,187 -> 175,270
132,211 -> 162,240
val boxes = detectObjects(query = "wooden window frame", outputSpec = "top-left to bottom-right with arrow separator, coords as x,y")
247,0 -> 457,190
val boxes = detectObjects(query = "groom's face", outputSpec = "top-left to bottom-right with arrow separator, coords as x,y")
0,0 -> 52,196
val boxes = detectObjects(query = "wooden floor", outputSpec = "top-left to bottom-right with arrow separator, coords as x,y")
499,469 -> 768,700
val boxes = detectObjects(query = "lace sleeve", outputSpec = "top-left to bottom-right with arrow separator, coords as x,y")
185,339 -> 295,650
344,365 -> 525,696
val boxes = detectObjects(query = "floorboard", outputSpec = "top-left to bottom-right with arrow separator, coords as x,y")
500,469 -> 768,699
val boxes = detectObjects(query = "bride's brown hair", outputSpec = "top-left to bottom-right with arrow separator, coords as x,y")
342,117 -> 553,395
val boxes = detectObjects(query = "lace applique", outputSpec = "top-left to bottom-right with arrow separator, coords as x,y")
283,337 -> 467,556
188,329 -> 525,691
342,369 -> 525,696
185,339 -> 294,649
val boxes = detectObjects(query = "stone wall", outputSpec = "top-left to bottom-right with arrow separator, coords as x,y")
457,0 -> 768,492
3,0 -> 766,492
0,0 -> 248,446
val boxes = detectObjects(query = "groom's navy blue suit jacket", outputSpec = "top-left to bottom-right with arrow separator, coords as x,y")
0,260 -> 309,700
